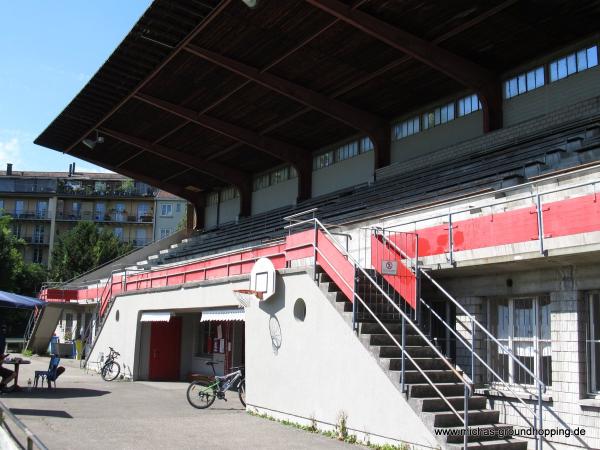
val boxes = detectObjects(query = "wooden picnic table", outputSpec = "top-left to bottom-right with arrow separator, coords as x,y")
2,358 -> 31,391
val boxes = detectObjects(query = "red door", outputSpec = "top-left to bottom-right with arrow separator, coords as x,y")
149,317 -> 182,381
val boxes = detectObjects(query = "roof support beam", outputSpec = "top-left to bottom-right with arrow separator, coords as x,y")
305,0 -> 503,131
184,44 -> 392,168
134,93 -> 313,202
99,127 -> 251,191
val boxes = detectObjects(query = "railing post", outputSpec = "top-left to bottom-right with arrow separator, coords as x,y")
447,213 -> 454,266
313,219 -> 318,282
471,321 -> 476,385
535,194 -> 546,256
352,272 -> 358,333
538,382 -> 543,450
401,315 -> 406,393
415,234 -> 420,324
464,383 -> 469,450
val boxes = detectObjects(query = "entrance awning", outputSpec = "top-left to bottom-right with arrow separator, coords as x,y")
200,309 -> 245,322
140,312 -> 171,322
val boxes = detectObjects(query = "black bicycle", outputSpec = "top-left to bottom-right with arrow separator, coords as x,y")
101,347 -> 121,381
186,362 -> 245,409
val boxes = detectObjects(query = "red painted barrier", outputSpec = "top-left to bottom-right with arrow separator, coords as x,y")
316,231 -> 355,302
371,234 -> 417,309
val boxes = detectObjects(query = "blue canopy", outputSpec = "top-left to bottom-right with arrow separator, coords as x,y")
0,290 -> 46,309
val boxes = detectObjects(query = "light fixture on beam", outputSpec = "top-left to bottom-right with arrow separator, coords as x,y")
82,131 -> 105,150
241,0 -> 260,8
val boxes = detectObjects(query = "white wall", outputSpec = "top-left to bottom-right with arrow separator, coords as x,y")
252,178 -> 297,215
245,270 -> 438,448
312,151 -> 374,197
203,198 -> 240,229
89,277 -> 246,381
204,204 -> 218,229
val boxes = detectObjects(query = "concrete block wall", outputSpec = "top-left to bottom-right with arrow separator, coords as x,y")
378,95 -> 600,181
439,264 -> 600,449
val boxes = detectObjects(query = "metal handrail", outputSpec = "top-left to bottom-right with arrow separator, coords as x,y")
385,178 -> 600,233
287,218 -> 472,440
282,207 -> 318,222
0,400 -> 48,450
418,297 -> 544,417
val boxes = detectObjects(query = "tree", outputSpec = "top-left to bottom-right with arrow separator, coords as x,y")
0,215 -> 24,292
50,221 -> 133,282
0,215 -> 47,336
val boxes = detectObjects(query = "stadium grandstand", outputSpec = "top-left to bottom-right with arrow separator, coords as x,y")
29,0 -> 600,448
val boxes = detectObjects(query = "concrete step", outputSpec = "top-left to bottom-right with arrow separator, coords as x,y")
441,424 -> 516,444
410,395 -> 487,413
423,409 -> 500,428
391,369 -> 462,384
364,333 -> 429,347
379,345 -> 440,359
409,383 -> 467,398
382,356 -> 449,371
446,438 -> 528,450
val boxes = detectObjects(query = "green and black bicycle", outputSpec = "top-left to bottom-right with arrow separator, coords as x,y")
186,362 -> 246,409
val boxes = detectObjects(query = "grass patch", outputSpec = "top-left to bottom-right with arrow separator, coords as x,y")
248,409 -> 412,449
22,349 -> 33,357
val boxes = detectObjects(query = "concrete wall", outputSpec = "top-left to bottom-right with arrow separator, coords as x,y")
504,65 -> 600,127
204,198 -> 241,229
312,151 -> 374,197
251,178 -> 297,215
88,277 -> 246,381
391,110 -> 483,165
245,270 -> 438,448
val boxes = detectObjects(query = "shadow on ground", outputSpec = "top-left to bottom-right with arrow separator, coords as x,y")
1,388 -> 110,399
9,408 -> 73,419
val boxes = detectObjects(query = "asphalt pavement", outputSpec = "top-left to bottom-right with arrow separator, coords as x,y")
1,355 -> 364,450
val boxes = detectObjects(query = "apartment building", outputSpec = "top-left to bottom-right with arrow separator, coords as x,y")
0,164 -> 185,267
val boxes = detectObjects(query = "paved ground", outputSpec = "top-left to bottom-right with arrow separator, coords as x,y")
1,355 -> 364,450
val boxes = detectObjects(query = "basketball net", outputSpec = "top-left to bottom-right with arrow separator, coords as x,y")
233,289 -> 263,308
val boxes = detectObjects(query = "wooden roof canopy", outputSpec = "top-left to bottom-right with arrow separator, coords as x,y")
35,0 -> 600,212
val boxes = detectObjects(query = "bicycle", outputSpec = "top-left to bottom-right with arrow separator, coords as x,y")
186,362 -> 245,409
101,347 -> 121,381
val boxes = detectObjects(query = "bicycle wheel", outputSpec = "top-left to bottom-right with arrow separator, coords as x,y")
238,380 -> 246,407
187,381 -> 217,409
101,361 -> 120,381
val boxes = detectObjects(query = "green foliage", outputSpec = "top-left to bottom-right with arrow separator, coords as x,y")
22,349 -> 33,357
50,221 -> 133,282
0,215 -> 47,295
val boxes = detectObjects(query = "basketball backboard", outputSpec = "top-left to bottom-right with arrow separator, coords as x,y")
249,257 -> 276,300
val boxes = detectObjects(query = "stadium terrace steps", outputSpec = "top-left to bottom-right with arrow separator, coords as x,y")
136,117 -> 600,270
314,267 -> 528,450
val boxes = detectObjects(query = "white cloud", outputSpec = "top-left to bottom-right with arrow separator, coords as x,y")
0,137 -> 21,166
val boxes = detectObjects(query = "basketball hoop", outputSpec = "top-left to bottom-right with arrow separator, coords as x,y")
233,289 -> 263,308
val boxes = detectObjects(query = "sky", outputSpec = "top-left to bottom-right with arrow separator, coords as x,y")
0,1 -> 152,173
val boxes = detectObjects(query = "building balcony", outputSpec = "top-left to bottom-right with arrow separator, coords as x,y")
0,179 -> 57,194
55,211 -> 154,224
57,184 -> 157,198
19,235 -> 49,245
2,210 -> 50,220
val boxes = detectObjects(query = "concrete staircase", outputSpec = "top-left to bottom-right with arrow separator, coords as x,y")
315,267 -> 528,450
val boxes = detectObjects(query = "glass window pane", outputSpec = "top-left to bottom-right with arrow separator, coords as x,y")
514,298 -> 534,338
509,78 -> 518,97
434,109 -> 441,125
535,67 -> 545,88
577,49 -> 588,71
447,103 -> 455,121
558,58 -> 568,79
549,62 -> 558,82
588,46 -> 598,68
518,74 -> 527,94
504,81 -> 511,98
458,99 -> 465,116
527,70 -> 536,90
567,54 -> 577,75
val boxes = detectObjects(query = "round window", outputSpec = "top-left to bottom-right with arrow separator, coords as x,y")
293,298 -> 306,322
